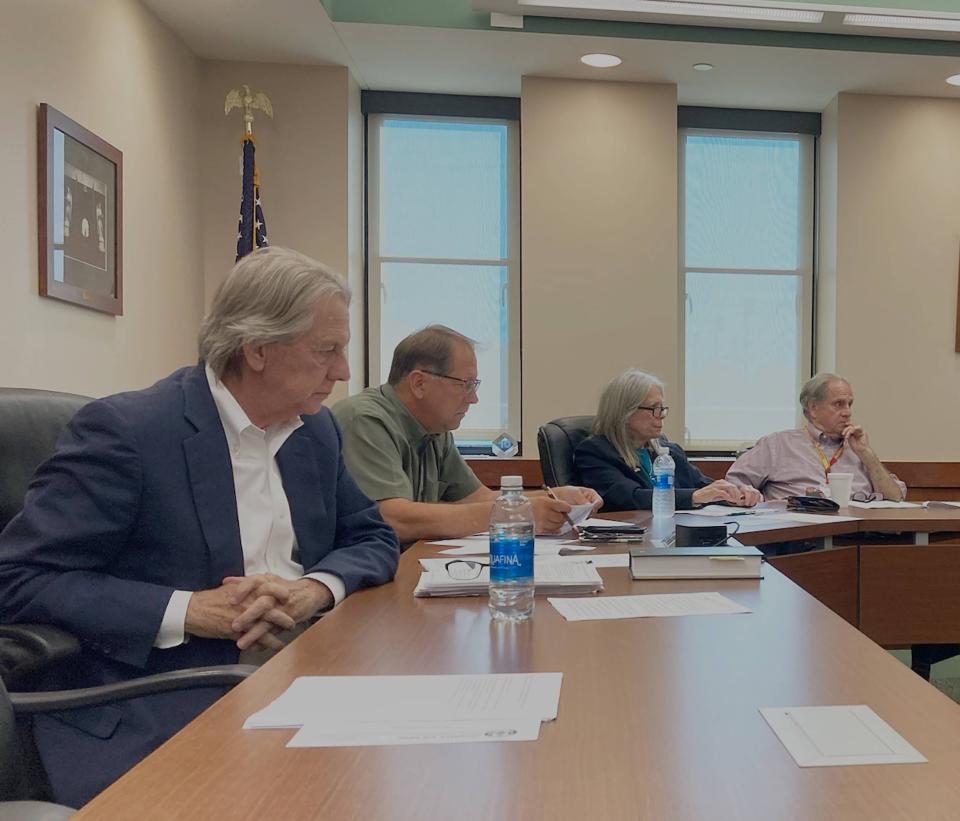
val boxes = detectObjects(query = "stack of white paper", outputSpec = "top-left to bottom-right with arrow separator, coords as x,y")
433,536 -> 595,558
414,556 -> 603,597
244,672 -> 563,748
760,705 -> 927,767
848,500 -> 923,509
548,591 -> 752,621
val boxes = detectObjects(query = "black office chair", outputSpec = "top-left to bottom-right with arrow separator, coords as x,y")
0,388 -> 257,815
536,416 -> 595,487
0,388 -> 92,532
0,624 -> 255,817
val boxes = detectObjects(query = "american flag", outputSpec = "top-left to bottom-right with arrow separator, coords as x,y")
235,135 -> 268,261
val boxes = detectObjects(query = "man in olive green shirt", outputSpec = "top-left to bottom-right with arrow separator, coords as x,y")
333,325 -> 601,544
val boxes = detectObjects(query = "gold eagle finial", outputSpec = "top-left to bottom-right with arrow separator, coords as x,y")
224,84 -> 274,134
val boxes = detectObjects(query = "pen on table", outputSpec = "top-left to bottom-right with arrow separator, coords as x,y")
542,485 -> 579,535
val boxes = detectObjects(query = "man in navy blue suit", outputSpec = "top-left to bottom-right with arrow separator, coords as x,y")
0,246 -> 400,807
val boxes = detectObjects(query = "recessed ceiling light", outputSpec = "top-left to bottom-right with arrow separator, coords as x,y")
523,0 -> 822,24
947,74 -> 960,86
844,13 -> 960,33
693,63 -> 714,71
580,53 -> 622,68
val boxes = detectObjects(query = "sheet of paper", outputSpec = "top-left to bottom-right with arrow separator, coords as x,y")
582,553 -> 630,568
547,592 -> 751,622
557,502 -> 598,535
287,717 -> 542,748
688,504 -> 760,516
536,553 -> 628,568
760,705 -> 927,767
577,517 -> 636,528
244,672 -> 563,729
434,538 -> 588,557
776,512 -> 862,525
848,500 -> 923,509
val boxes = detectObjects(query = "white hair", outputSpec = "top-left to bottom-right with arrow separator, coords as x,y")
591,369 -> 665,470
799,372 -> 850,419
198,246 -> 350,378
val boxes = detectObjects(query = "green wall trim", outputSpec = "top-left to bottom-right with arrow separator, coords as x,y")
524,15 -> 960,56
321,0 -> 488,29
321,0 -> 960,57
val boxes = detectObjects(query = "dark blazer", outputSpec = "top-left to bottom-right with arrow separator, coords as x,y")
0,365 -> 399,807
575,434 -> 712,512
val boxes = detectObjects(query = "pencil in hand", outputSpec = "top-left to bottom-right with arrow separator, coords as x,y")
543,485 -> 578,535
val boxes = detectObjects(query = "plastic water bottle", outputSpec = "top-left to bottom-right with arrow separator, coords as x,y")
488,475 -> 535,622
652,447 -> 676,519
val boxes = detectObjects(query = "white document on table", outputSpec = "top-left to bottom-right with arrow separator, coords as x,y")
579,553 -> 630,568
848,500 -> 923,509
244,672 -> 563,729
577,518 -> 636,528
776,512 -> 861,524
557,503 -> 598,534
547,592 -> 751,622
688,504 -> 760,517
287,717 -> 542,748
760,705 -> 927,767
432,535 -> 596,557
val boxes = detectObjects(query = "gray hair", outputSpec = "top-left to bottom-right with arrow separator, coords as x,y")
198,246 -> 350,378
799,373 -> 850,419
387,325 -> 476,386
591,369 -> 665,470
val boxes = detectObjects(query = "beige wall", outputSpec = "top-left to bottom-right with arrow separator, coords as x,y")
199,62 -> 363,402
816,96 -> 839,376
824,93 -> 960,460
520,77 -> 679,448
0,0 -> 203,397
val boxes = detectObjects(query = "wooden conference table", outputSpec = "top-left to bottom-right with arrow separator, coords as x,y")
74,508 -> 960,821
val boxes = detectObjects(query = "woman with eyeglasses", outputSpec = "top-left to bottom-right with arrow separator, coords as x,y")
574,369 -> 762,511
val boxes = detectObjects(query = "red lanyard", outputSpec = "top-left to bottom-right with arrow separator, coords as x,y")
806,428 -> 844,482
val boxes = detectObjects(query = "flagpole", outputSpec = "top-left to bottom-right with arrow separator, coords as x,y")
225,85 -> 273,261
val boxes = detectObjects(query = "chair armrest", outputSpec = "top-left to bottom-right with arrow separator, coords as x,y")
10,665 -> 257,714
0,626 -> 82,688
0,626 -> 81,666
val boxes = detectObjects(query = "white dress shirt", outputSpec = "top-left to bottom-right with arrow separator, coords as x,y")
154,366 -> 345,648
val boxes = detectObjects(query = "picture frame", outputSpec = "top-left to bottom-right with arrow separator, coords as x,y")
38,103 -> 123,315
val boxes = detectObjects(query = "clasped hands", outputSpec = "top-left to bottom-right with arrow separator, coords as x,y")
185,573 -> 332,652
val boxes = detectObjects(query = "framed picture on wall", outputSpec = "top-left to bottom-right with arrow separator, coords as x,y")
38,103 -> 123,315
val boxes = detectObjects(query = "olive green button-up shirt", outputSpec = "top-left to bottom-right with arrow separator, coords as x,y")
332,385 -> 482,504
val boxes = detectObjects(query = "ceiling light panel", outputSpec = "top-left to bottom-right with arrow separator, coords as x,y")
843,14 -> 960,33
520,0 -> 822,24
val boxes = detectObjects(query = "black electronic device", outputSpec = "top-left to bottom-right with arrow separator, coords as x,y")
785,495 -> 840,513
674,522 -> 730,547
578,524 -> 647,544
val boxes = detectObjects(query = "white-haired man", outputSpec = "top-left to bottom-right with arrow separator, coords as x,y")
726,373 -> 904,502
725,373 -> 960,682
0,247 -> 399,806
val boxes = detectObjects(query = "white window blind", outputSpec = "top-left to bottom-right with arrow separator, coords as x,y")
681,130 -> 814,450
368,114 -> 520,445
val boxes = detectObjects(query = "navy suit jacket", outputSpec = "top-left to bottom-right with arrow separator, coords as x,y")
0,365 -> 399,807
575,435 -> 712,511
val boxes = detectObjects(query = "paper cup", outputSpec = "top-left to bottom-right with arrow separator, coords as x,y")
827,472 -> 853,507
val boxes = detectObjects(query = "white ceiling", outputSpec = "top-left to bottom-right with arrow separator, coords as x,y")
143,0 -> 960,110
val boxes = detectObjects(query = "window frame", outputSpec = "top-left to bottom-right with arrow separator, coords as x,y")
365,106 -> 521,446
678,125 -> 817,453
